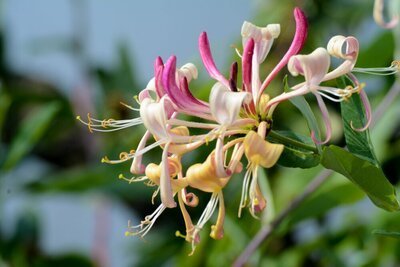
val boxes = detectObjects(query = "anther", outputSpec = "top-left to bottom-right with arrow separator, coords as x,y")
175,230 -> 187,239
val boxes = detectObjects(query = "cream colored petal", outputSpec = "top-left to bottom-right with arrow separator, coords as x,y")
210,82 -> 251,125
177,63 -> 198,82
288,48 -> 330,87
241,21 -> 281,63
323,35 -> 359,81
130,130 -> 151,174
243,131 -> 284,168
140,98 -> 169,139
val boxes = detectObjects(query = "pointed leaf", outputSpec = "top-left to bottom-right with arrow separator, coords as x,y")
338,77 -> 377,164
284,76 -> 322,152
321,145 -> 399,211
268,130 -> 320,168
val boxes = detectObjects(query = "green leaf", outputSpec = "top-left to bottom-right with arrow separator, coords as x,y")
268,130 -> 320,168
2,102 -> 60,170
372,229 -> 400,239
284,75 -> 322,152
338,77 -> 377,164
321,145 -> 399,212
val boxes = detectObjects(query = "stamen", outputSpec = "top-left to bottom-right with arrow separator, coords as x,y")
238,167 -> 252,218
120,101 -> 140,111
133,95 -> 140,105
316,91 -> 345,102
77,113 -> 142,133
125,204 -> 166,238
167,118 -> 219,129
134,139 -> 166,157
353,61 -> 400,76
118,174 -> 148,184
315,85 -> 361,103
190,192 -> 220,255
210,192 -> 225,240
248,166 -> 260,219
175,230 -> 187,239
231,44 -> 242,58
101,150 -> 135,164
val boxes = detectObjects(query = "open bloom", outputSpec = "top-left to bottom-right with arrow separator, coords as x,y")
77,6 -> 398,254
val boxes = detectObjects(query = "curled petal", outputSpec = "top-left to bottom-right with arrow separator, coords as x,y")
243,131 -> 284,168
186,156 -> 229,193
160,142 -> 176,208
182,191 -> 199,207
210,82 -> 251,125
130,130 -> 151,174
140,97 -> 170,139
260,7 -> 308,93
215,137 -> 231,178
351,89 -> 372,131
241,21 -> 280,63
179,77 -> 209,112
327,35 -> 359,60
163,56 -> 187,107
312,94 -> 332,144
347,73 -> 372,131
145,158 -> 187,193
199,32 -> 230,88
323,36 -> 359,81
373,0 -> 399,29
138,88 -> 153,102
178,63 -> 198,82
288,47 -> 330,87
163,56 -> 209,113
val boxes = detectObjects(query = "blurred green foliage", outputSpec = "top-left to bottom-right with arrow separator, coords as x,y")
1,0 -> 400,266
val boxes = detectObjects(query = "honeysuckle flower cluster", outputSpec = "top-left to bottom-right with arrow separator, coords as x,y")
77,7 -> 400,253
